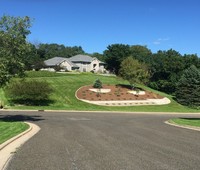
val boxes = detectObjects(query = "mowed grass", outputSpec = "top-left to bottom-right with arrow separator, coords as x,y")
1,71 -> 199,112
0,121 -> 29,144
169,118 -> 200,127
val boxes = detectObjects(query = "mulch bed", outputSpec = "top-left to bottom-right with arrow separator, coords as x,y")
76,84 -> 164,101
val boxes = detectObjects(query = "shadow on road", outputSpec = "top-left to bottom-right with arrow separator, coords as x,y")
0,114 -> 44,122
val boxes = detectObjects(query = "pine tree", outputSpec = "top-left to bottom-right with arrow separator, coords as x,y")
175,65 -> 200,108
93,79 -> 102,89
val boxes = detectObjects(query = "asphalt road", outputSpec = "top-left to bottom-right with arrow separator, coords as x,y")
1,111 -> 200,170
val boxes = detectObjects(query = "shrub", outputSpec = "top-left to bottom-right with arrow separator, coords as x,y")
5,79 -> 54,105
93,79 -> 102,89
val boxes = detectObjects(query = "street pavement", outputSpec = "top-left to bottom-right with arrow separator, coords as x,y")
0,111 -> 200,170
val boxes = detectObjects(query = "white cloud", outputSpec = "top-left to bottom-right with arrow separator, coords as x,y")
153,41 -> 161,45
153,37 -> 170,45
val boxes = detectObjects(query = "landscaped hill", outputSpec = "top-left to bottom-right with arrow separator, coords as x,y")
0,71 -> 198,112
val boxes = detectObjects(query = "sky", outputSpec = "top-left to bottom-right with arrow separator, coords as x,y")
0,0 -> 200,56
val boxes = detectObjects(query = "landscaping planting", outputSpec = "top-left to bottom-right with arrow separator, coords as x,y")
76,84 -> 164,103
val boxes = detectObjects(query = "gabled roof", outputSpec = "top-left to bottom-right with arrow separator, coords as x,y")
66,59 -> 79,68
44,57 -> 66,66
44,57 -> 78,68
69,54 -> 94,63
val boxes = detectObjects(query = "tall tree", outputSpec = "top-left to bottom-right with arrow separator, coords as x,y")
175,65 -> 200,108
0,15 -> 32,86
119,57 -> 150,88
104,44 -> 130,74
37,43 -> 85,59
149,49 -> 184,93
130,45 -> 152,63
182,54 -> 200,69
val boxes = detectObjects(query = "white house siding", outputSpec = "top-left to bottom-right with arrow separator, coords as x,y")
60,60 -> 72,71
90,59 -> 100,72
99,65 -> 104,72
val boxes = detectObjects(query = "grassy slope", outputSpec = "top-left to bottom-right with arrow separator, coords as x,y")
1,71 -> 199,112
169,118 -> 200,127
0,121 -> 29,144
0,88 -> 8,106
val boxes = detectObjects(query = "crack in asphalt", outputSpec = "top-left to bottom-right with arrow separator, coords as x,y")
65,147 -> 80,170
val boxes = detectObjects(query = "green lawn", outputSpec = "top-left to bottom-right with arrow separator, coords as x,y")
0,121 -> 29,144
0,88 -> 8,107
169,118 -> 200,127
0,71 -> 199,112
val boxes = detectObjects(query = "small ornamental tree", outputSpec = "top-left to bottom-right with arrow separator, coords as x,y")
119,57 -> 150,89
175,65 -> 200,108
93,79 -> 102,89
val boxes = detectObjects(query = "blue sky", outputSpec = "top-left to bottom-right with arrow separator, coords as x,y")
0,0 -> 200,56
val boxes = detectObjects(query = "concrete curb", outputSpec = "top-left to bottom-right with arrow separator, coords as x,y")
0,122 -> 40,170
0,123 -> 32,151
78,97 -> 171,106
1,109 -> 200,114
165,121 -> 200,132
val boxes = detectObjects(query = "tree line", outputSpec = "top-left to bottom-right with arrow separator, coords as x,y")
103,44 -> 200,93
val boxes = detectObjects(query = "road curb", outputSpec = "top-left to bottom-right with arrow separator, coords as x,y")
1,109 -> 200,114
0,122 -> 40,170
165,121 -> 200,132
0,123 -> 32,151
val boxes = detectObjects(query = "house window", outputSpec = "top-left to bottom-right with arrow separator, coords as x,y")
93,64 -> 97,68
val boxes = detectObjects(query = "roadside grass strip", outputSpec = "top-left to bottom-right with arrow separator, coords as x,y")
169,118 -> 200,127
0,121 -> 29,144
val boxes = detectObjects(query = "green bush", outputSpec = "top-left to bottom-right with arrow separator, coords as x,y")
93,79 -> 102,89
5,79 -> 54,105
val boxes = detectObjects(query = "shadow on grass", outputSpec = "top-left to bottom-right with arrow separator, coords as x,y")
116,84 -> 143,90
8,99 -> 55,106
178,118 -> 200,121
0,114 -> 44,122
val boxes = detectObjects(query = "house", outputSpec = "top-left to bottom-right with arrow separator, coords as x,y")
43,57 -> 79,71
43,54 -> 105,72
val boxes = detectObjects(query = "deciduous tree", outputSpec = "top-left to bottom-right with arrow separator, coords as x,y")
0,15 -> 32,86
119,57 -> 150,88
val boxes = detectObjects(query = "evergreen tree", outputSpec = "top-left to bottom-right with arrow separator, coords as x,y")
93,79 -> 102,89
175,65 -> 200,108
104,44 -> 130,74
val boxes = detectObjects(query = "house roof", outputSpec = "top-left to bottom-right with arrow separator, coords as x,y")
69,54 -> 94,63
66,59 -> 79,68
44,57 -> 79,68
44,57 -> 66,66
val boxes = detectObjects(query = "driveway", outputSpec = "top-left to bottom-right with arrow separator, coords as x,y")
0,111 -> 200,170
